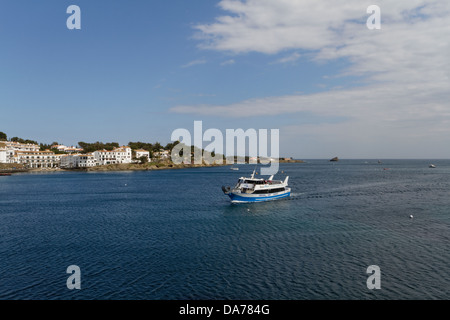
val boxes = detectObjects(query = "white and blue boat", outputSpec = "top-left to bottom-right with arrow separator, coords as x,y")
222,170 -> 291,203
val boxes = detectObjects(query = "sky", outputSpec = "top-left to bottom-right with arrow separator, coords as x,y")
1,0 -> 449,159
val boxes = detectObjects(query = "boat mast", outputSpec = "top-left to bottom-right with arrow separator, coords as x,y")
251,162 -> 258,179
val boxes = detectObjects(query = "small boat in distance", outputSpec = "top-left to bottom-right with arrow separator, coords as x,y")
230,167 -> 239,171
0,173 -> 12,176
429,164 -> 436,168
222,170 -> 291,203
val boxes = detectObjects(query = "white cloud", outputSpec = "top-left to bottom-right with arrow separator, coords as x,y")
181,59 -> 207,68
171,81 -> 449,122
174,0 -> 450,157
194,0 -> 450,53
192,0 -> 450,85
274,52 -> 301,64
220,59 -> 235,66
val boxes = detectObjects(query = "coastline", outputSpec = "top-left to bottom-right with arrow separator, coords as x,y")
81,162 -> 226,172
0,162 -> 226,174
278,159 -> 305,163
1,159 -> 304,174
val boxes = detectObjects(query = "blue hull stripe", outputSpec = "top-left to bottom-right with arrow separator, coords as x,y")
228,191 -> 291,203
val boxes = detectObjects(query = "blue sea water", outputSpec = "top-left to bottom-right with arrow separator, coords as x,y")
0,160 -> 449,300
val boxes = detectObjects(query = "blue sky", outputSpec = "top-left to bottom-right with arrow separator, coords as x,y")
1,1 -> 449,158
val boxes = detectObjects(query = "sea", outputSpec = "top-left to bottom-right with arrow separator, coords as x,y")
0,159 -> 449,300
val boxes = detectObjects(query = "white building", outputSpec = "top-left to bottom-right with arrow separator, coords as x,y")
60,154 -> 98,168
65,147 -> 84,153
93,146 -> 132,165
52,145 -> 68,152
154,149 -> 170,159
114,146 -> 132,163
60,155 -> 73,168
0,150 -> 7,163
0,141 -> 40,163
52,145 -> 84,153
13,150 -> 61,168
135,149 -> 151,162
1,141 -> 40,152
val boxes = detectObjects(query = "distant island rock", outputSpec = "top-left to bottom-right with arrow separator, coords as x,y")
279,158 -> 305,163
329,157 -> 339,162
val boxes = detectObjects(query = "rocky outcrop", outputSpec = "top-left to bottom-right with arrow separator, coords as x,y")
82,162 -> 225,172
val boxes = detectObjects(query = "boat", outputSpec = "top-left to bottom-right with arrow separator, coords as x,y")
0,173 -> 12,176
329,157 -> 339,162
222,170 -> 291,203
230,167 -> 239,171
429,164 -> 436,168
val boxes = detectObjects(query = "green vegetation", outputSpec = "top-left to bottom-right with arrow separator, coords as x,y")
82,160 -> 223,172
78,141 -> 120,154
39,143 -> 68,154
128,141 -> 154,152
138,156 -> 148,164
1,131 -> 228,168
128,141 -> 180,153
10,137 -> 38,145
164,141 -> 180,152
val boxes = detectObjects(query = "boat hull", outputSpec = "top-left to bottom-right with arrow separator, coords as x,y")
227,189 -> 291,203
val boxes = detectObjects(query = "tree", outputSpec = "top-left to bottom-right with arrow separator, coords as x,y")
152,142 -> 162,152
40,143 -> 51,151
128,141 -> 153,152
0,131 -> 6,141
78,141 -> 119,153
138,156 -> 148,164
165,141 -> 180,151
10,137 -> 38,145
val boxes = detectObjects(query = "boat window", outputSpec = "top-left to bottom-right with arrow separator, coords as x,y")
253,187 -> 286,194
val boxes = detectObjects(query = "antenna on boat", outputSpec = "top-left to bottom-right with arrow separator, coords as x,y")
251,160 -> 258,179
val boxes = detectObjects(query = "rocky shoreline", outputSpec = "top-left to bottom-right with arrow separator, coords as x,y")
278,159 -> 305,163
0,162 -> 226,174
80,162 -> 226,172
1,159 -> 304,174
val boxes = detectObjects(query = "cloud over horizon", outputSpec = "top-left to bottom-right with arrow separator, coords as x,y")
171,0 -> 450,157
181,59 -> 207,68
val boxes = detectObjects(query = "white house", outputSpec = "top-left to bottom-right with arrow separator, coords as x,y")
114,146 -> 132,163
93,146 -> 132,165
154,149 -> 170,159
13,150 -> 61,168
52,145 -> 84,153
0,141 -> 40,164
0,150 -> 7,163
64,147 -> 84,153
76,154 -> 97,167
135,149 -> 151,162
1,141 -> 40,152
60,154 -> 74,168
60,154 -> 98,168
